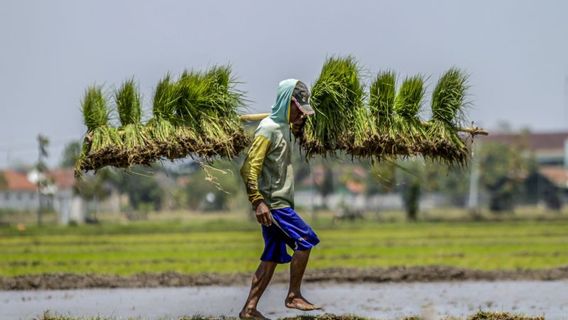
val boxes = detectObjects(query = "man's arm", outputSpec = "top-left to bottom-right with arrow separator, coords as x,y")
240,134 -> 272,225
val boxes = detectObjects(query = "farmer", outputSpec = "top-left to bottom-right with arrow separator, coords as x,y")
239,79 -> 320,319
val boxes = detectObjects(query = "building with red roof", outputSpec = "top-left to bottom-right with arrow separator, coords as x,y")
0,168 -> 88,223
481,131 -> 568,167
0,170 -> 39,211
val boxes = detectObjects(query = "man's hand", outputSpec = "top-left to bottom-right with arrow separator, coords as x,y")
255,201 -> 272,226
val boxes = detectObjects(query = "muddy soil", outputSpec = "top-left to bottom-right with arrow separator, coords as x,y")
2,266 -> 568,290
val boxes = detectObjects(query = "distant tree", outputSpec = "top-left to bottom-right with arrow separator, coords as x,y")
60,141 -> 81,168
109,166 -> 164,211
403,179 -> 421,221
478,139 -> 534,213
399,160 -> 423,221
74,168 -> 113,202
523,170 -> 563,211
313,162 -> 334,209
422,161 -> 470,206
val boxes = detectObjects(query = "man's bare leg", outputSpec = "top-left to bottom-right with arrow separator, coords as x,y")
285,249 -> 321,311
240,261 -> 278,319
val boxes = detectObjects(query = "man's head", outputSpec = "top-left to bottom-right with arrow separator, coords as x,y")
289,81 -> 314,136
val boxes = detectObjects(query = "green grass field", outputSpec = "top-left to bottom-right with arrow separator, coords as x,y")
1,216 -> 567,276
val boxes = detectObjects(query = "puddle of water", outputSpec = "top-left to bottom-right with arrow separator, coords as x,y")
1,280 -> 566,320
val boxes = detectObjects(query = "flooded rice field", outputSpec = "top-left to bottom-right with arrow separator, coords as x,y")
2,280 -> 567,319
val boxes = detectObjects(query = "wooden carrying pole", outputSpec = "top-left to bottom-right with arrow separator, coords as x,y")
239,113 -> 489,136
239,113 -> 270,122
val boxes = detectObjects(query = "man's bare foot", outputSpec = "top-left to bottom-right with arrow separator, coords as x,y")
239,307 -> 270,320
285,294 -> 322,311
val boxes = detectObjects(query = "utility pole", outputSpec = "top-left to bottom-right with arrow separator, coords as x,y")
37,134 -> 49,226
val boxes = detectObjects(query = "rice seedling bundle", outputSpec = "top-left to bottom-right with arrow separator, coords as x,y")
147,65 -> 248,161
146,74 -> 182,159
198,66 -> 248,158
77,86 -> 123,174
301,60 -> 474,165
370,71 -> 396,126
424,68 -> 470,166
170,66 -> 248,159
366,72 -> 427,158
367,71 -> 397,157
75,59 -> 479,175
392,75 -> 426,155
76,65 -> 249,176
349,106 -> 377,158
301,56 -> 365,157
115,79 -> 157,167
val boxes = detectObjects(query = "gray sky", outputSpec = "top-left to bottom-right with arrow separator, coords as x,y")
1,0 -> 567,168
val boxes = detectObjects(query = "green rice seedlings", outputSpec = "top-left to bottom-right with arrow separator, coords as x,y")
174,69 -> 215,158
302,56 -> 365,157
115,79 -> 142,125
370,71 -> 396,127
153,74 -> 178,120
115,79 -> 156,167
152,70 -> 212,160
77,85 -> 123,173
431,68 -> 468,126
76,65 -> 249,174
368,71 -> 398,156
82,85 -> 109,131
174,70 -> 204,128
349,106 -> 377,158
393,75 -> 426,156
147,75 -> 184,159
198,66 -> 241,158
426,68 -> 470,166
192,66 -> 246,159
78,86 -> 104,172
209,66 -> 249,158
162,65 -> 247,160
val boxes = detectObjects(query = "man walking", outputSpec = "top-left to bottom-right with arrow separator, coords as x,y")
239,79 -> 320,319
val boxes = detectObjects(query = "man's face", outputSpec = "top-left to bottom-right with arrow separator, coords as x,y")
290,97 -> 308,136
290,97 -> 307,127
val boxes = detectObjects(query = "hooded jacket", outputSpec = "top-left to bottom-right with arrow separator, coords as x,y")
240,79 -> 298,209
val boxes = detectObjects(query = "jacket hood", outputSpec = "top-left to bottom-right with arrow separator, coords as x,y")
269,79 -> 299,124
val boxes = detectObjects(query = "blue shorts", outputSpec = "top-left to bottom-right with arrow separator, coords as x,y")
260,207 -> 320,264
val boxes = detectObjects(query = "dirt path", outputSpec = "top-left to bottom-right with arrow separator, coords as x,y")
2,266 -> 568,290
3,281 -> 566,319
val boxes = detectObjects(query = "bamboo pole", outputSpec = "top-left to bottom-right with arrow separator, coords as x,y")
239,113 -> 489,136
239,113 -> 270,122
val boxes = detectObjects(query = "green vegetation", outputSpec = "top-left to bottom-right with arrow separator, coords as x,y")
302,56 -> 365,156
78,86 -> 123,173
425,68 -> 470,166
302,57 -> 471,165
81,85 -> 110,131
1,219 -> 567,276
115,79 -> 142,126
76,65 -> 248,175
115,79 -> 154,167
76,58 -> 476,175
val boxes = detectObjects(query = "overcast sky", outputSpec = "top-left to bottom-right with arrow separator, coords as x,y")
1,0 -> 567,168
